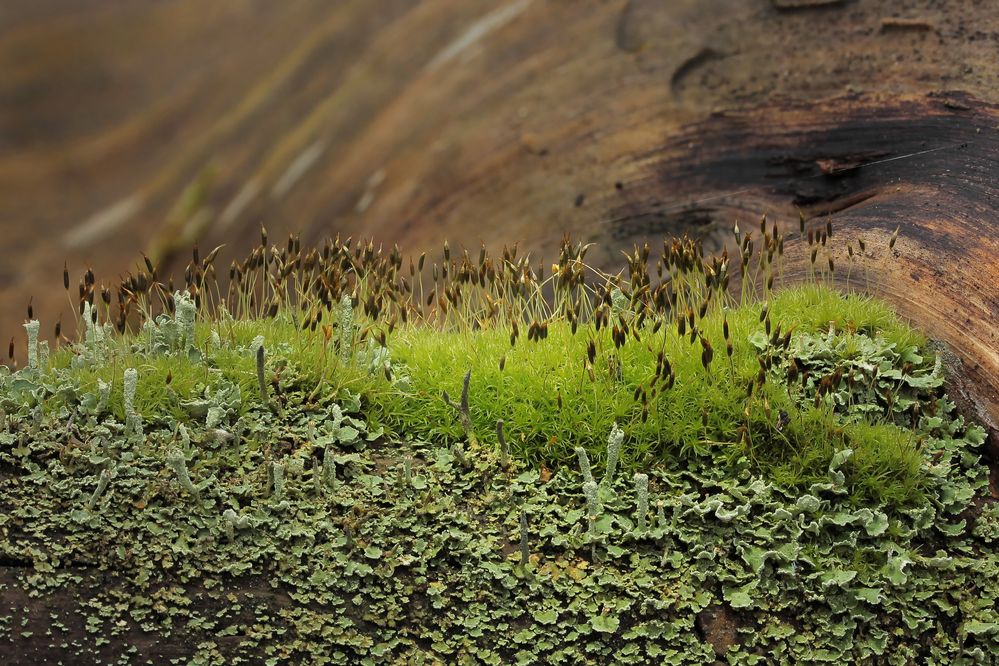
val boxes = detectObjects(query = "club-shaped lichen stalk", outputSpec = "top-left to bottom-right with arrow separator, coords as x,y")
271,461 -> 286,499
96,380 -> 110,415
178,423 -> 191,448
222,508 -> 251,542
575,446 -> 594,484
83,301 -> 103,345
287,457 -> 305,479
23,320 -> 39,369
123,368 -> 143,438
175,290 -> 196,349
123,368 -> 138,417
443,370 -> 476,446
322,447 -> 337,489
634,473 -> 649,532
256,344 -> 267,402
338,294 -> 354,363
87,466 -> 114,511
38,340 -> 49,370
496,420 -> 510,468
401,456 -> 413,488
166,449 -> 200,500
583,481 -> 600,538
603,422 -> 624,487
223,509 -> 237,542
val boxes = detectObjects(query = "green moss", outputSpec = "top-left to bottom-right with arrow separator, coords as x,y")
383,284 -> 936,506
767,283 -> 926,350
30,283 -> 945,508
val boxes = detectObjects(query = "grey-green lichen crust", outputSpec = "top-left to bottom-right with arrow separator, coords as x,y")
0,326 -> 997,665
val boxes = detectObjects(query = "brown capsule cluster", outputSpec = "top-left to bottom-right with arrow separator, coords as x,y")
527,320 -> 549,342
29,212 -> 871,437
699,335 -> 714,371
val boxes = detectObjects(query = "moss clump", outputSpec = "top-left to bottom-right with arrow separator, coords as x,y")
383,285 -> 936,505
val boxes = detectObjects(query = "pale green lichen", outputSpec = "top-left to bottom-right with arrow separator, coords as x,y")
23,320 -> 39,369
1,268 -> 995,664
312,460 -> 323,495
93,379 -> 110,415
634,473 -> 649,532
338,294 -> 354,364
83,301 -> 104,346
123,367 -> 142,439
250,335 -> 265,356
174,290 -> 197,350
583,480 -> 600,538
1,346 -> 995,663
603,422 -> 624,487
221,509 -> 251,542
165,449 -> 200,500
178,423 -> 191,448
401,456 -> 413,488
321,443 -> 338,490
270,461 -> 286,499
123,368 -> 137,414
656,499 -> 667,529
575,446 -> 593,484
38,340 -> 49,370
86,466 -> 114,511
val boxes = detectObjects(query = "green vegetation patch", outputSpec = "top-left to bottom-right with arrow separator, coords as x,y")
385,284 -> 932,506
0,233 -> 996,663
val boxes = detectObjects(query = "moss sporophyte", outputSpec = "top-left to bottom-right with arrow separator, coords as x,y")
0,227 -> 995,663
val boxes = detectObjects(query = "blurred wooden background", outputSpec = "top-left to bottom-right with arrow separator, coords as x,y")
1,0 -> 997,445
